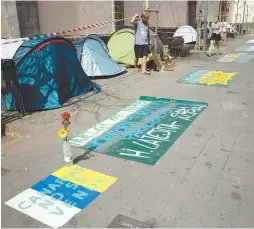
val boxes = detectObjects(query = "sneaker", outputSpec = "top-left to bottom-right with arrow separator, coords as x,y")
205,52 -> 212,57
142,71 -> 151,75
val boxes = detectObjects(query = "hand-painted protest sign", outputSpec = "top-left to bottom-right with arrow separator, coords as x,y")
69,96 -> 208,165
5,188 -> 81,228
52,165 -> 117,193
218,53 -> 254,63
31,175 -> 100,210
246,39 -> 254,44
177,70 -> 238,87
235,46 -> 254,52
5,165 -> 117,228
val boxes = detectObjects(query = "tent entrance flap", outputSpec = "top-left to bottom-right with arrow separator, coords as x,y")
73,34 -> 126,77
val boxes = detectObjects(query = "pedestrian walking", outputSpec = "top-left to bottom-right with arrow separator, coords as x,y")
206,16 -> 222,57
131,12 -> 151,75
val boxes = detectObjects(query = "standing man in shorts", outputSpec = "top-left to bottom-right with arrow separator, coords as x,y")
131,12 -> 151,75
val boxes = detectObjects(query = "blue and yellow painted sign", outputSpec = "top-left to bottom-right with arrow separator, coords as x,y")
5,165 -> 117,228
218,53 -> 254,63
235,46 -> 254,52
246,39 -> 254,44
177,70 -> 239,87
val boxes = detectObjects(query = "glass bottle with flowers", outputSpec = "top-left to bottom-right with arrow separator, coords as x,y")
58,112 -> 73,166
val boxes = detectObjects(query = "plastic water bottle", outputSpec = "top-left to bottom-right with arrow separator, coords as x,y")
63,140 -> 73,166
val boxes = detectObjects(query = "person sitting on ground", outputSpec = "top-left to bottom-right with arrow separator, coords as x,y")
149,29 -> 174,72
131,12 -> 151,75
165,47 -> 174,69
150,35 -> 165,72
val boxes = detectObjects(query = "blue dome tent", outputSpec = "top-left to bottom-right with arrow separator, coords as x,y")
73,35 -> 126,77
2,35 -> 100,111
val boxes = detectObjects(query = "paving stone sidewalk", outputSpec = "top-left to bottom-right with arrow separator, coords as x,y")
1,35 -> 254,228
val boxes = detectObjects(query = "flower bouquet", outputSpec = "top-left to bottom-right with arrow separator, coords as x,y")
58,112 -> 73,166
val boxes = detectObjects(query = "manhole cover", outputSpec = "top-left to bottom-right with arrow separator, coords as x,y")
107,214 -> 152,228
1,167 -> 11,176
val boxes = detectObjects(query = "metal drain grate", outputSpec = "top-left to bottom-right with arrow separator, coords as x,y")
1,167 -> 11,176
107,214 -> 152,228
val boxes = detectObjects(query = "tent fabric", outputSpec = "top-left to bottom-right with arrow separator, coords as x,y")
107,28 -> 167,66
73,34 -> 126,77
1,38 -> 28,59
2,35 -> 100,111
173,25 -> 197,43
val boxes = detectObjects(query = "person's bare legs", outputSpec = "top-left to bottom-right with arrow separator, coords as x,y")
134,57 -> 139,71
207,40 -> 215,56
142,56 -> 150,74
155,54 -> 164,72
216,41 -> 221,55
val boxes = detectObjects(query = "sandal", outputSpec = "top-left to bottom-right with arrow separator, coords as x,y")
205,52 -> 212,57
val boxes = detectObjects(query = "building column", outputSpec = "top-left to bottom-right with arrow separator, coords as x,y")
3,1 -> 21,38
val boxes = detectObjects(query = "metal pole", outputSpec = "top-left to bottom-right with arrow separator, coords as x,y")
196,1 -> 204,51
236,0 -> 239,23
203,0 -> 208,51
145,0 -> 149,9
246,4 -> 248,34
220,1 -> 224,41
236,0 -> 239,34
155,4 -> 159,36
242,0 -> 246,35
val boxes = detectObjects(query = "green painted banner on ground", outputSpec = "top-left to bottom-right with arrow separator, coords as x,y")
69,96 -> 208,165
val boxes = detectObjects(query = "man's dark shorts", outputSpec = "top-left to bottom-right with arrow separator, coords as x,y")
134,44 -> 149,58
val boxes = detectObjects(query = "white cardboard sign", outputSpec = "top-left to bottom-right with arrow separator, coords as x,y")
5,188 -> 81,228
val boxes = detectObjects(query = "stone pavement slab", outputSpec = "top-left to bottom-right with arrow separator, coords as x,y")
2,35 -> 254,228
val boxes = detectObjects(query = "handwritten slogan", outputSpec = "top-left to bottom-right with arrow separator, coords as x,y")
70,96 -> 208,165
5,165 -> 117,228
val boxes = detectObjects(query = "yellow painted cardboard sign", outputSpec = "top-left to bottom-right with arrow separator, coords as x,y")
178,70 -> 239,87
5,165 -> 117,227
219,53 -> 254,63
218,53 -> 245,62
52,165 -> 117,193
198,71 -> 238,86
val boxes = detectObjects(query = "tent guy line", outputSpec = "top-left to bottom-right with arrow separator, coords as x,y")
1,17 -> 132,46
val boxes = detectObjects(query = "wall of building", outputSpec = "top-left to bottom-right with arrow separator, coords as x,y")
1,2 -> 11,38
1,1 -> 20,38
196,1 -> 220,23
124,1 -> 188,28
38,1 -> 114,35
228,0 -> 254,24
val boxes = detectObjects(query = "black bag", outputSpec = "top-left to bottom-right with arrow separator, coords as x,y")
168,36 -> 184,49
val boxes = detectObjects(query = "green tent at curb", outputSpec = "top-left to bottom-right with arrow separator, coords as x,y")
107,28 -> 168,66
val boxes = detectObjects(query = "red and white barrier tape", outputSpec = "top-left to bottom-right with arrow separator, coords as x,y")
158,31 -> 197,34
1,17 -> 131,45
